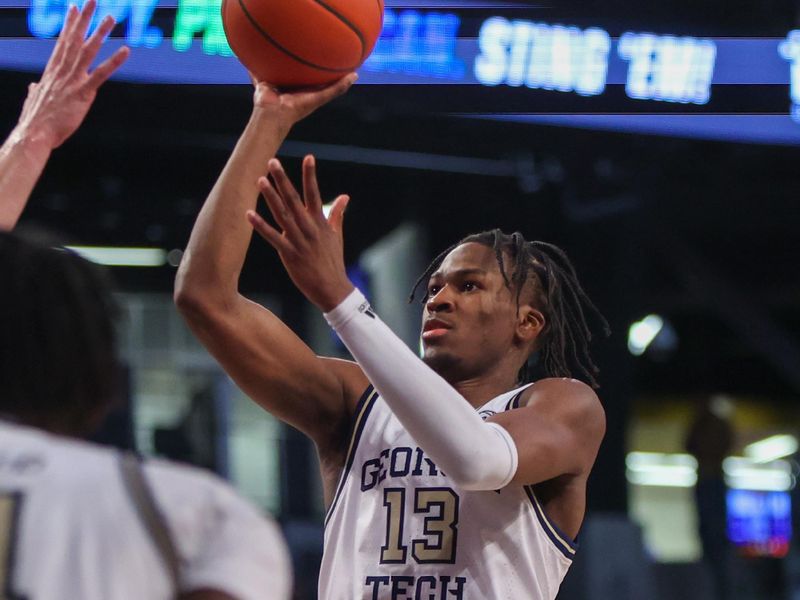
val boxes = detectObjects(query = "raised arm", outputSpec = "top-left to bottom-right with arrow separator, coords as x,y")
0,0 -> 128,230
174,75 -> 367,449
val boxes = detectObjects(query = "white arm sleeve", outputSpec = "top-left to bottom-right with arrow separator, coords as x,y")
324,288 -> 519,491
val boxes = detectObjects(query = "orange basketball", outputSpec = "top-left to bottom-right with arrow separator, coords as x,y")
222,0 -> 384,89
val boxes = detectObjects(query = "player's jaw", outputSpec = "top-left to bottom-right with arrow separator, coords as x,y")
420,315 -> 467,378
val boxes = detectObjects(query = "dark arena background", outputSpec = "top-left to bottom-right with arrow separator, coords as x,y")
2,0 -> 799,598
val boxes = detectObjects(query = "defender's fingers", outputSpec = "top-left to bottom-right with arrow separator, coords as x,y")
85,45 -> 129,90
259,176 -> 303,240
78,14 -> 116,73
302,155 -> 324,217
247,210 -> 292,254
60,0 -> 96,64
46,4 -> 80,70
327,195 -> 349,234
61,2 -> 83,39
74,0 -> 98,42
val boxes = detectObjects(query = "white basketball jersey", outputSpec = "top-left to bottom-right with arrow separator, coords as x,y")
0,420 -> 292,600
319,384 -> 576,600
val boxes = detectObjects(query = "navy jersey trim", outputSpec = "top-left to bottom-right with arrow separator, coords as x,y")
324,385 -> 379,528
502,383 -> 577,559
502,383 -> 534,411
505,389 -> 525,411
524,485 -> 578,560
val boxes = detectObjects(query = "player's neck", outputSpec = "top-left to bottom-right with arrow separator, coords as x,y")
452,373 -> 523,410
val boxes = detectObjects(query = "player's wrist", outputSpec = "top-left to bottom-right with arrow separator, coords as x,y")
249,106 -> 293,139
315,280 -> 357,314
6,124 -> 54,160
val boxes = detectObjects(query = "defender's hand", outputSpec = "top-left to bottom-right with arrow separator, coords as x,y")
16,0 -> 129,149
247,155 -> 354,311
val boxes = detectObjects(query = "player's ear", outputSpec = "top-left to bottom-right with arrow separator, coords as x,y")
516,304 -> 545,344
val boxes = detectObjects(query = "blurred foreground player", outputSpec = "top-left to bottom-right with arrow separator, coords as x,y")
0,6 -> 292,599
0,233 -> 292,600
176,75 -> 608,599
0,232 -> 291,600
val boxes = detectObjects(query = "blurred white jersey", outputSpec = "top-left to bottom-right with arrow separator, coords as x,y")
319,384 -> 575,600
0,420 -> 292,600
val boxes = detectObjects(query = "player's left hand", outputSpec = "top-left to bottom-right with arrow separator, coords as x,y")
247,155 -> 355,311
16,0 -> 130,149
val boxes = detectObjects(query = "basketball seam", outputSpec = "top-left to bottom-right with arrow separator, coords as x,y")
312,0 -> 367,60
235,0 -> 364,73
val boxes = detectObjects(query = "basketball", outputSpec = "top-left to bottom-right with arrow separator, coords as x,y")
222,0 -> 384,89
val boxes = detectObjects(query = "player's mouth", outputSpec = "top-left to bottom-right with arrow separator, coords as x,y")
422,318 -> 452,341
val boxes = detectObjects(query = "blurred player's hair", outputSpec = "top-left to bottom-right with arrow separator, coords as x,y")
0,231 -> 120,435
411,229 -> 609,388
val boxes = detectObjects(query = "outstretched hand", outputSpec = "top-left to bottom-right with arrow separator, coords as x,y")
246,156 -> 355,312
250,73 -> 358,132
16,0 -> 129,149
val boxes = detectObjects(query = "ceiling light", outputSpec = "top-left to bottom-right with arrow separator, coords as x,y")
65,246 -> 167,267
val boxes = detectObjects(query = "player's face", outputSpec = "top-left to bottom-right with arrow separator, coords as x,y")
420,242 -> 523,380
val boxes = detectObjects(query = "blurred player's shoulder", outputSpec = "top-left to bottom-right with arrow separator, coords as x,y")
0,418 -> 292,600
5,418 -> 220,493
0,418 -> 116,485
140,454 -> 293,600
0,418 -> 283,542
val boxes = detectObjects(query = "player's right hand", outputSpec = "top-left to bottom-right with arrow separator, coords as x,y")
16,0 -> 129,150
250,72 -> 357,129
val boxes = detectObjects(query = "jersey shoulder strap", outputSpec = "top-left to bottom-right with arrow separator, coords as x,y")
117,452 -> 181,589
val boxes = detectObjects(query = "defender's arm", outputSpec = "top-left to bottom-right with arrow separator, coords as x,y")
0,0 -> 128,230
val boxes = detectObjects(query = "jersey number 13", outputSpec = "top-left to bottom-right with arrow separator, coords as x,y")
380,486 -> 459,565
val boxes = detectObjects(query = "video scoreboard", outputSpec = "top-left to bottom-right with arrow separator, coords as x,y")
2,0 -> 800,143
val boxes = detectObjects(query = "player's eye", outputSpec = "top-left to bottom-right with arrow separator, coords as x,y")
428,285 -> 441,295
462,281 -> 478,292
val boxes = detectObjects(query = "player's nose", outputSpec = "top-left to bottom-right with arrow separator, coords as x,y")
426,285 -> 454,312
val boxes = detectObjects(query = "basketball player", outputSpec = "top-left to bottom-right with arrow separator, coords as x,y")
0,8 -> 292,599
0,231 -> 292,599
176,77 -> 607,599
0,0 -> 128,231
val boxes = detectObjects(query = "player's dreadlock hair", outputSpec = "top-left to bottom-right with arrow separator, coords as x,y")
410,229 -> 610,388
0,231 -> 120,436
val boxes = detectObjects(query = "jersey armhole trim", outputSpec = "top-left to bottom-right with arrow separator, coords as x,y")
324,385 -> 379,528
524,485 -> 578,560
503,382 -> 535,411
508,384 -> 577,560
